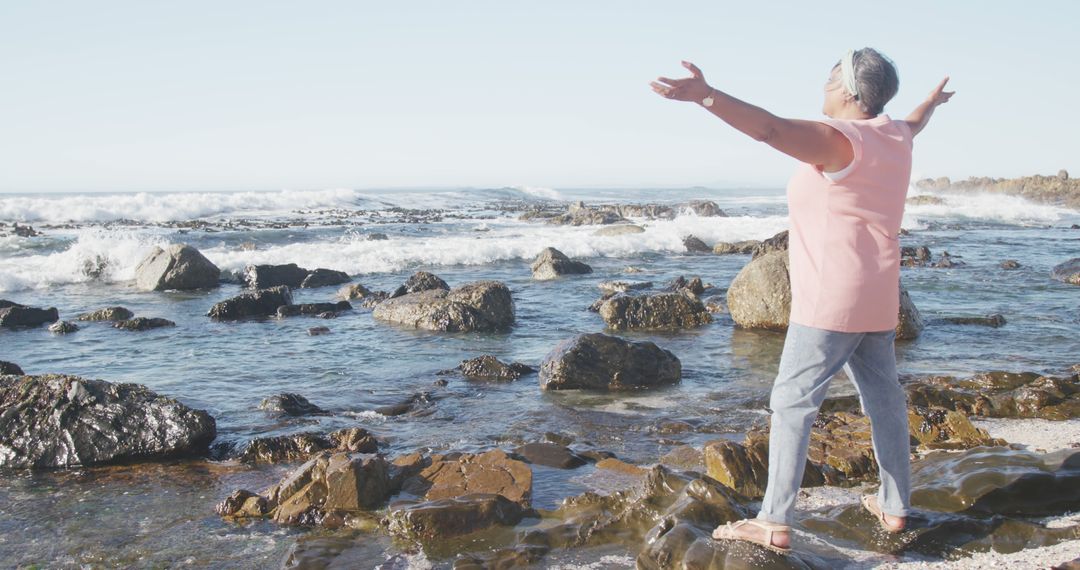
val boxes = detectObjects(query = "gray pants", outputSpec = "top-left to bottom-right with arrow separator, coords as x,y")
756,322 -> 911,525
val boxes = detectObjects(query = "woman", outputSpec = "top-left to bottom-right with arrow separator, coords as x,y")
650,48 -> 954,553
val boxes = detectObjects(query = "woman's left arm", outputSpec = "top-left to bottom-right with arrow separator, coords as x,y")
652,61 -> 852,171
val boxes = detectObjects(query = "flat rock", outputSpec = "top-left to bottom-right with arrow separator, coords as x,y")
373,281 -> 514,332
513,442 -> 587,469
539,332 -> 681,390
597,280 -> 652,294
456,355 -> 534,381
112,317 -> 176,331
0,304 -> 59,329
76,307 -> 134,321
276,301 -> 352,318
592,224 -> 645,236
400,449 -> 533,506
713,240 -> 759,255
385,493 -> 530,542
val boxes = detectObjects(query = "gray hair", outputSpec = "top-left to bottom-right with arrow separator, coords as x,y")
835,48 -> 899,116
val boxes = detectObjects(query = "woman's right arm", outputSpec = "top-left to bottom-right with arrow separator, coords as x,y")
905,77 -> 954,137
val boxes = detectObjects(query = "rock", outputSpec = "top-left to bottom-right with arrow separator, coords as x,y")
539,333 -> 681,390
261,452 -> 397,525
373,281 -> 514,332
0,305 -> 60,329
608,204 -> 676,219
456,355 -> 534,381
665,275 -> 708,296
530,247 -> 593,280
596,457 -> 647,476
932,251 -> 966,268
329,427 -> 381,453
399,448 -> 533,506
12,223 -> 40,237
1051,258 -> 1080,285
275,301 -> 352,318
513,442 -> 587,469
726,250 -> 791,331
598,292 -> 711,330
682,235 -> 711,253
0,374 -> 216,469
906,195 -> 946,206
548,207 -> 627,226
385,494 -> 531,542
901,245 -> 933,267
207,286 -> 293,320
896,285 -> 925,340
337,284 -> 389,308
0,361 -> 25,375
659,445 -> 705,470
597,280 -> 652,295
906,370 -> 1080,420
134,244 -> 220,291
299,268 -> 351,288
47,320 -> 78,334
592,224 -> 645,236
367,233 -> 389,241
751,230 -> 789,260
237,428 -> 378,464
1000,259 -> 1021,269
703,295 -> 727,314
684,199 -> 726,217
917,172 -> 1080,209
259,393 -> 328,416
942,314 -> 1006,327
0,300 -> 19,309
244,263 -> 309,289
112,317 -> 176,331
1059,169 -> 1070,180
216,489 -> 269,518
374,392 -> 433,417
308,326 -> 330,336
713,240 -> 759,255
389,271 -> 449,299
76,307 -> 134,321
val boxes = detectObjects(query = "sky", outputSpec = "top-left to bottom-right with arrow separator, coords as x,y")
1,1 -> 1077,193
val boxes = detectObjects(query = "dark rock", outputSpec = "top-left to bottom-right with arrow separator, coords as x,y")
751,230 -> 789,259
713,240 -> 759,255
275,301 -> 352,317
0,300 -> 19,309
207,286 -> 293,320
1000,259 -> 1021,270
373,392 -> 432,417
0,374 -> 216,469
665,275 -> 708,296
308,326 -> 331,336
897,285 -> 925,340
385,494 -> 531,542
112,317 -> 175,331
932,251 -> 966,268
367,233 -> 389,240
513,442 -> 587,469
703,295 -> 727,314
726,250 -> 791,331
12,223 -> 40,237
244,263 -> 309,289
259,393 -> 328,417
299,268 -> 351,288
901,245 -> 933,267
530,247 -> 593,279
134,244 -> 220,291
373,281 -> 514,332
76,307 -> 134,321
48,320 -> 79,334
598,292 -> 711,330
0,305 -> 59,329
539,333 -> 681,390
389,271 -> 450,299
0,361 -> 24,375
597,280 -> 652,294
456,355 -> 534,381
906,370 -> 1080,420
1052,258 -> 1080,285
216,490 -> 269,518
682,235 -> 711,253
942,314 -> 1006,327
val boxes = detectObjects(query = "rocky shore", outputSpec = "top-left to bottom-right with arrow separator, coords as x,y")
915,170 -> 1080,209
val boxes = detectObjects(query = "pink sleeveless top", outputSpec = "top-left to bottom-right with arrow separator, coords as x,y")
786,114 -> 913,332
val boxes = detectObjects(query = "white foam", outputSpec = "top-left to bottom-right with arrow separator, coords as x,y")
904,190 -> 1074,224
0,229 -> 167,292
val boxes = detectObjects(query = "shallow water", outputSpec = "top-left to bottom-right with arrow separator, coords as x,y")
1,186 -> 1078,567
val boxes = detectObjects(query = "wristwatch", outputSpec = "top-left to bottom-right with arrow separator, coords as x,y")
702,89 -> 715,107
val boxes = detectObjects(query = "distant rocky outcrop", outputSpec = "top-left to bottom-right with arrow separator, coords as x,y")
373,281 -> 514,332
539,333 -> 681,390
135,244 -> 220,291
915,172 -> 1080,209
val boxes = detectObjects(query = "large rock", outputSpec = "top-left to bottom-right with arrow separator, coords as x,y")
134,244 -> 220,291
713,240 -> 759,255
726,250 -> 791,331
896,286 -> 925,340
0,304 -> 59,329
598,292 -> 711,330
207,286 -> 292,320
275,301 -> 352,318
389,271 -> 450,299
1051,258 -> 1080,285
539,333 -> 681,390
751,230 -> 789,260
398,448 -> 533,506
0,361 -> 25,375
262,452 -> 398,525
530,247 -> 593,280
0,374 -> 216,469
299,268 -> 351,289
548,206 -> 627,226
373,281 -> 514,332
76,306 -> 134,321
915,173 -> 1080,209
244,263 -> 309,289
682,235 -> 712,253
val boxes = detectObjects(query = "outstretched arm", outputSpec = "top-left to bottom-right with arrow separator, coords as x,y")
651,61 -> 853,172
905,77 -> 954,137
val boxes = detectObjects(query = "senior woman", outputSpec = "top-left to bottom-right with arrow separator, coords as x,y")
651,48 -> 953,553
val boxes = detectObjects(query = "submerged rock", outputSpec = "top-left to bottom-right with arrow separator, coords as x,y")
1051,258 -> 1080,285
0,374 -> 216,469
530,247 -> 593,280
941,314 -> 1007,327
76,306 -> 134,321
48,320 -> 79,334
373,281 -> 514,332
385,494 -> 532,542
134,244 -> 220,291
275,301 -> 352,318
207,286 -> 293,320
0,304 -> 60,329
539,333 -> 681,390
112,317 -> 176,331
513,442 -> 587,469
0,361 -> 25,375
1000,259 -> 1021,270
455,355 -> 534,381
598,292 -> 711,330
597,280 -> 652,294
389,271 -> 450,299
259,393 -> 328,416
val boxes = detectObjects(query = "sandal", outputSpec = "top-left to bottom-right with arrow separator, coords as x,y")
711,518 -> 792,554
861,494 -> 905,533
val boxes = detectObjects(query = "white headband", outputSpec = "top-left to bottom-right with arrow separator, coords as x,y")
841,49 -> 860,100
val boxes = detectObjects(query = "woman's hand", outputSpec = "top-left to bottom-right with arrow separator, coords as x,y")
651,61 -> 713,103
927,77 -> 955,107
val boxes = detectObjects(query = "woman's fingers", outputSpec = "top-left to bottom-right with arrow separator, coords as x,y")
681,60 -> 703,79
650,81 -> 674,97
655,76 -> 684,87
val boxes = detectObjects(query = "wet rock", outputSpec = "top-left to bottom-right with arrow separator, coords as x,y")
1000,259 -> 1021,270
530,247 -> 593,280
751,230 -> 789,260
682,235 -> 712,253
299,268 -> 351,288
0,374 -> 216,469
513,442 -> 587,469
259,393 -> 328,417
76,306 -> 134,321
329,428 -> 381,453
455,355 -> 534,381
901,245 -> 933,267
587,292 -> 616,312
598,292 -> 711,330
0,300 -> 18,309
48,320 -> 79,334
906,370 -> 1080,420
665,275 -> 708,296
1051,258 -> 1080,285
659,445 -> 705,470
275,301 -> 352,317
932,251 -> 966,268
244,263 -> 310,289
308,326 -> 330,336
385,494 -> 531,542
112,317 -> 176,331
703,295 -> 727,314
373,281 -> 514,332
539,332 -> 681,390
260,452 -> 397,525
907,194 -> 946,205
713,240 -> 759,255
597,280 -> 652,294
367,232 -> 389,240
0,304 -> 59,329
941,314 -> 1006,327
916,173 -> 1080,209
389,271 -> 450,299
400,448 -> 533,506
684,199 -> 726,217
0,361 -> 25,375
207,285 -> 293,320
592,224 -> 645,236
548,204 -> 628,226
134,244 -> 220,291
216,489 -> 269,518
896,285 -> 926,340
596,457 -> 647,476
374,392 -> 432,416
237,428 -> 378,464
726,250 -> 791,331
337,283 -> 389,308
608,203 -> 677,220
12,223 -> 40,237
